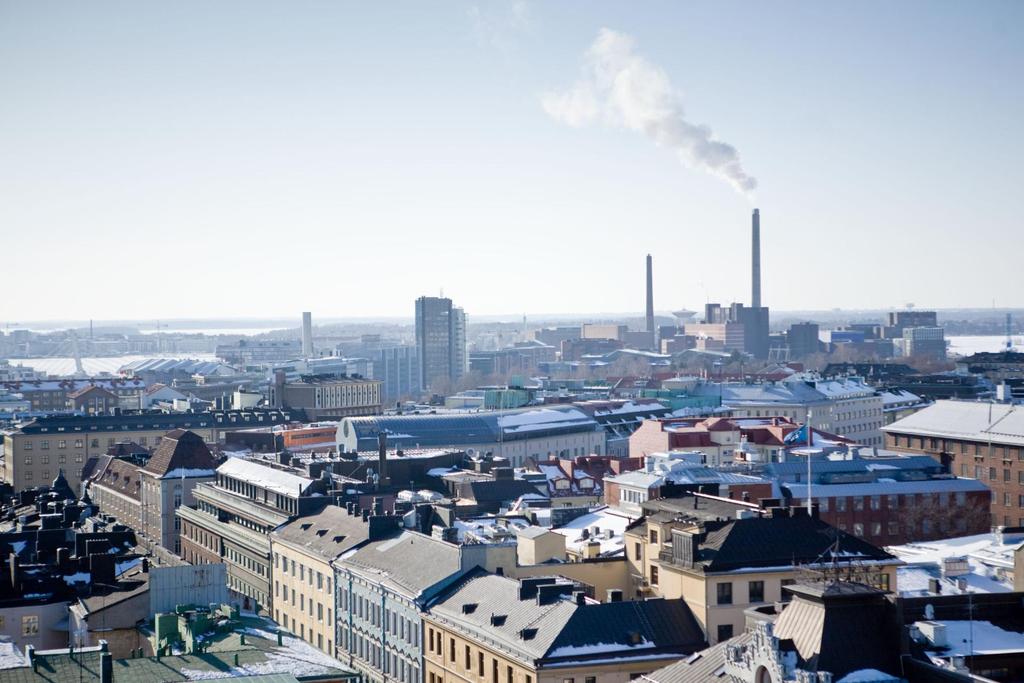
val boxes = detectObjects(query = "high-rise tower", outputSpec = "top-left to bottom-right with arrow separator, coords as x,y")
301,312 -> 313,358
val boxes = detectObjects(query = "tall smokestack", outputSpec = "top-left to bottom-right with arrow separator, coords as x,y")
301,312 -> 313,358
751,209 -> 761,309
645,254 -> 654,333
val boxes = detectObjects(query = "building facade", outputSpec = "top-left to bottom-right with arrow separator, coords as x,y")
0,409 -> 290,492
271,506 -> 371,656
177,457 -> 331,611
884,400 -> 1024,527
270,372 -> 383,420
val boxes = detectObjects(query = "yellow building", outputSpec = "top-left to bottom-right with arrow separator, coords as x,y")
424,574 -> 706,683
270,505 -> 371,656
623,494 -> 901,644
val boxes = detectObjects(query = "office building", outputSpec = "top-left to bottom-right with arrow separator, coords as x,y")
270,372 -> 383,420
177,457 -> 333,611
416,296 -> 467,391
883,400 -> 1024,526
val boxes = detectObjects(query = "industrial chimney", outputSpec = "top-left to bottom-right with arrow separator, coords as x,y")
301,312 -> 314,358
377,432 -> 390,489
751,209 -> 761,309
645,254 -> 654,334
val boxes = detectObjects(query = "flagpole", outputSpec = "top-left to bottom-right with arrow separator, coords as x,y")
806,408 -> 813,516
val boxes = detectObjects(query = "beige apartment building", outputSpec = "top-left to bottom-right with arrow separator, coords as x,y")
622,494 -> 900,644
0,409 -> 291,492
270,506 -> 370,656
271,373 -> 383,420
424,575 -> 705,683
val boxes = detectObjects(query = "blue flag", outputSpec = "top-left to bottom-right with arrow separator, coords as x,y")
784,424 -> 807,445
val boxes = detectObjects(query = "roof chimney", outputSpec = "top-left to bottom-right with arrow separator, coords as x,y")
751,209 -> 761,308
377,432 -> 389,489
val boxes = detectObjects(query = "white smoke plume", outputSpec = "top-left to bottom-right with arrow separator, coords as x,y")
543,28 -> 757,195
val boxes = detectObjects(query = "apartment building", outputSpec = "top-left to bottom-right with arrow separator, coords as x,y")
177,457 -> 332,612
0,378 -> 146,412
622,495 -> 899,644
0,409 -> 291,492
424,574 -> 705,683
271,506 -> 370,656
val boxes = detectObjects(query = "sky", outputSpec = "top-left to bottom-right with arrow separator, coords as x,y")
2,1 -> 1022,322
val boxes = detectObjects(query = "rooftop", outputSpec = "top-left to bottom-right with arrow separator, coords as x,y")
884,400 -> 1024,446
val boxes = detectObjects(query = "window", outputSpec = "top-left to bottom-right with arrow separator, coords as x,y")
853,497 -> 864,511
748,580 -> 764,603
649,566 -> 658,585
479,652 -> 485,676
465,645 -> 471,670
888,521 -> 899,536
649,529 -> 658,544
872,522 -> 882,536
450,638 -> 455,663
870,496 -> 881,511
22,615 -> 39,636
836,497 -> 846,512
716,582 -> 733,605
508,666 -> 513,683
853,523 -> 864,537
716,624 -> 734,642
634,542 -> 642,559
40,440 -> 49,450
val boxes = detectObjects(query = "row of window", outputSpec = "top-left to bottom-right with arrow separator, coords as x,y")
23,454 -> 84,465
814,491 -> 969,513
426,627 -> 532,683
961,463 -> 1024,483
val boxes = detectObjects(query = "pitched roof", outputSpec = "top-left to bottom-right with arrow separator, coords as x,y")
639,636 -> 748,683
272,505 -> 371,562
140,429 -> 217,478
90,457 -> 142,501
884,400 -> 1024,446
429,573 -> 705,665
337,530 -> 463,599
693,513 -> 896,572
459,479 -> 542,504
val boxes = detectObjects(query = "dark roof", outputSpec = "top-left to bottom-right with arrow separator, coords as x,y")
67,385 -> 119,400
430,573 -> 705,665
772,582 -> 897,679
458,479 -> 542,504
342,406 -> 601,450
694,512 -> 896,572
272,505 -> 371,561
15,409 -> 292,435
140,429 -> 216,477
641,493 -> 758,524
90,457 -> 142,501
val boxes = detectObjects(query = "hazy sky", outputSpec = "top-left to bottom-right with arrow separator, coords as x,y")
2,1 -> 1022,322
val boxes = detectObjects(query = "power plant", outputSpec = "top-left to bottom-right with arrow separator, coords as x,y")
751,208 -> 761,309
645,253 -> 655,334
301,311 -> 314,358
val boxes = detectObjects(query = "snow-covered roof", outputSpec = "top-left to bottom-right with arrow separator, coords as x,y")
921,620 -> 1024,658
887,530 -> 1023,596
783,477 -> 989,499
551,506 -> 635,557
884,400 -> 1024,446
217,458 -> 313,497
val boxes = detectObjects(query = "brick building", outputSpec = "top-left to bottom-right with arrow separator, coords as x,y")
883,400 -> 1024,526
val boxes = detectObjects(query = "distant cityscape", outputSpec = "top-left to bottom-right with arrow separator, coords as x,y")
3,207 -> 1024,683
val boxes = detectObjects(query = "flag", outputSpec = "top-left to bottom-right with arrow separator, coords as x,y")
784,424 -> 808,445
